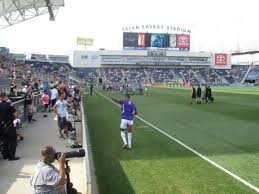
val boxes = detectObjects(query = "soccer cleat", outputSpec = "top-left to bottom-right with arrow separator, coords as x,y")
123,144 -> 128,149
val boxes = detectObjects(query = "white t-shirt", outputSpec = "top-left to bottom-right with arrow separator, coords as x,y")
55,100 -> 68,118
51,88 -> 59,100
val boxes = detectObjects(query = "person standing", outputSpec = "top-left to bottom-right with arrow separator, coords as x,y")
90,83 -> 93,95
10,80 -> 17,96
0,92 -> 20,160
190,85 -> 197,104
112,93 -> 137,149
41,90 -> 50,117
52,93 -> 68,139
203,85 -> 209,103
25,85 -> 35,123
50,86 -> 59,107
196,85 -> 202,104
206,86 -> 214,103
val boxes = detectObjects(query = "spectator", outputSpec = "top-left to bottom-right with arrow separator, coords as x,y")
25,85 -> 36,123
41,90 -> 50,117
50,86 -> 59,107
0,92 -> 20,161
10,80 -> 17,96
52,93 -> 69,139
30,146 -> 66,193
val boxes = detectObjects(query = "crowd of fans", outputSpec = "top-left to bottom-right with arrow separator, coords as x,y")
0,54 -> 83,162
75,66 -> 252,86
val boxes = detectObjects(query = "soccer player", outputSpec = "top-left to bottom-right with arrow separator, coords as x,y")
190,85 -> 197,104
112,93 -> 137,149
196,85 -> 202,104
206,86 -> 214,103
144,86 -> 148,96
202,85 -> 208,103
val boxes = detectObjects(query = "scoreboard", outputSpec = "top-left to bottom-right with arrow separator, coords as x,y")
123,32 -> 190,51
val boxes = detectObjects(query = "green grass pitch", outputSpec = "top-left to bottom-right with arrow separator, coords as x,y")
83,86 -> 259,194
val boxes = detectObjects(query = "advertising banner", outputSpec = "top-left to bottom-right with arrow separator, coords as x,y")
215,53 -> 227,65
77,37 -> 94,46
169,34 -> 177,48
123,32 -> 137,47
176,34 -> 190,48
150,33 -> 169,48
137,33 -> 146,47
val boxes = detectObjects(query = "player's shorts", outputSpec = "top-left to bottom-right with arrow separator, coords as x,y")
120,119 -> 133,130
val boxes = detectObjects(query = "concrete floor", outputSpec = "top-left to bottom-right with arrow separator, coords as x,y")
0,112 -> 86,194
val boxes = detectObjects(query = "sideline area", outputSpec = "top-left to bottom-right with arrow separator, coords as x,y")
0,112 -> 86,194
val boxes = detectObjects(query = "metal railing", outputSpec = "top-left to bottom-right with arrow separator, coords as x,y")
12,95 -> 43,123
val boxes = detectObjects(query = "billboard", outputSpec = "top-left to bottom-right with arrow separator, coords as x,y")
123,32 -> 190,50
150,33 -> 169,48
123,32 -> 137,47
137,33 -> 146,47
176,34 -> 190,48
169,34 -> 177,48
215,53 -> 227,65
77,37 -> 94,46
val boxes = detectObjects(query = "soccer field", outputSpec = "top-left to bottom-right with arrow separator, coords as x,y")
83,86 -> 259,194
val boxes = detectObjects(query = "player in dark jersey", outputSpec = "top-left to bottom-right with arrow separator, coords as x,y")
206,86 -> 214,103
190,85 -> 197,104
196,85 -> 202,104
202,85 -> 208,103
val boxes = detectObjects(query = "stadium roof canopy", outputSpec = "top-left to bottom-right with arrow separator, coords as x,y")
0,0 -> 64,29
231,50 -> 259,56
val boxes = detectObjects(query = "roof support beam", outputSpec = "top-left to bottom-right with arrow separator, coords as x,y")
11,0 -> 25,20
45,0 -> 55,21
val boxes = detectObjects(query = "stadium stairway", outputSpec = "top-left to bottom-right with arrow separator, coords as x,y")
0,112 -> 86,194
242,65 -> 252,83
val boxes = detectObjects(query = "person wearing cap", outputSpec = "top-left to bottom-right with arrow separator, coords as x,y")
0,92 -> 20,160
111,93 -> 137,149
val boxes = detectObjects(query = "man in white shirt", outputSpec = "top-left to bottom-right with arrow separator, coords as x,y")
50,86 -> 59,108
52,93 -> 68,138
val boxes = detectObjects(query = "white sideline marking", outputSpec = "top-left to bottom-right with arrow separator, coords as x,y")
95,90 -> 259,193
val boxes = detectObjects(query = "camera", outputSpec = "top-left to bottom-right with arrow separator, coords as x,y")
55,149 -> 85,160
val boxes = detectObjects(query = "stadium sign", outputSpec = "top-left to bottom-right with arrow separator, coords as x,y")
215,53 -> 227,66
77,37 -> 94,46
122,25 -> 191,34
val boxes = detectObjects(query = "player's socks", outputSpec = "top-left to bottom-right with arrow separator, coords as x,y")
128,132 -> 132,148
121,131 -> 127,145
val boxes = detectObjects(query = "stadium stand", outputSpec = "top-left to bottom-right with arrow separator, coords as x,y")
123,68 -> 148,83
215,65 -> 250,84
101,68 -> 123,82
76,68 -> 98,83
70,66 -> 254,86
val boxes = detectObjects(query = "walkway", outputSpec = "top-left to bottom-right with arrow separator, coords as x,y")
0,112 -> 86,194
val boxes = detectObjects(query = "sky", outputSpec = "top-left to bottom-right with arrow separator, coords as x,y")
0,0 -> 259,62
